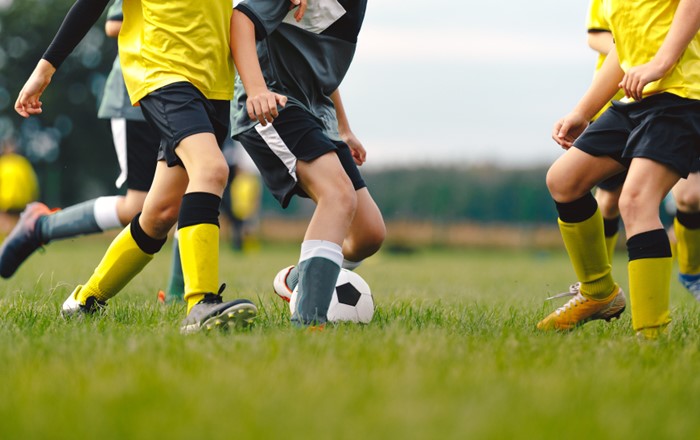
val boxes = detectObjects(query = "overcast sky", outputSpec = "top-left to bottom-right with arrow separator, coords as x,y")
340,0 -> 594,168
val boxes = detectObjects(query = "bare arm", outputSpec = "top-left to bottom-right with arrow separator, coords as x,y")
15,0 -> 111,118
552,47 -> 625,149
587,30 -> 613,55
331,89 -> 366,165
620,0 -> 700,100
230,10 -> 287,126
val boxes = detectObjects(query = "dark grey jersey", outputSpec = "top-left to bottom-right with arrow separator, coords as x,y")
231,0 -> 367,139
97,0 -> 145,121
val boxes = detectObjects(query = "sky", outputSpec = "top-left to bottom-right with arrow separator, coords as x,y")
340,0 -> 595,168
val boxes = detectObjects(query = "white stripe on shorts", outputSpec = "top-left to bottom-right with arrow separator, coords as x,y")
255,122 -> 298,181
110,118 -> 128,188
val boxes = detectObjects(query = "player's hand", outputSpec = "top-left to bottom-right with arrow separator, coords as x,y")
289,0 -> 307,22
619,59 -> 667,101
15,60 -> 56,118
341,129 -> 366,165
552,112 -> 589,150
246,89 -> 287,126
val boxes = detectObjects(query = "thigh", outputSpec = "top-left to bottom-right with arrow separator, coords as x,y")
139,82 -> 230,167
236,106 -> 343,208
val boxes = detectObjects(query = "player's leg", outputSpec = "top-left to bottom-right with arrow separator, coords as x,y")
672,171 -> 700,300
175,133 -> 257,333
538,147 -> 627,330
292,151 -> 356,326
595,172 -> 625,263
620,158 -> 680,338
62,161 -> 187,314
0,119 -> 159,278
171,132 -> 229,310
279,146 -> 385,296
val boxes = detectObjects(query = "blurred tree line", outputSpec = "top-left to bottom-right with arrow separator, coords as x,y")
0,1 -> 557,225
265,166 -> 558,224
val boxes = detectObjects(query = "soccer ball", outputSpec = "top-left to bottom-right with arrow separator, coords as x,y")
289,269 -> 374,323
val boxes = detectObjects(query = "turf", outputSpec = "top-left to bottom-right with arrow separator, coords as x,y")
1,238 -> 699,439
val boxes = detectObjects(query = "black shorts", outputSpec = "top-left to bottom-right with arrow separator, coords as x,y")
234,106 -> 366,208
596,170 -> 626,191
139,82 -> 230,167
110,119 -> 159,192
575,93 -> 700,178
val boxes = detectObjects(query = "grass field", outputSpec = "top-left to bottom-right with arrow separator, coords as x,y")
1,237 -> 699,439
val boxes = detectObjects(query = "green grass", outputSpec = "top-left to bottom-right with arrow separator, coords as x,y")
1,238 -> 699,439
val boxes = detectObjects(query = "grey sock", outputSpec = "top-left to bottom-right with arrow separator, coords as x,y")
292,257 -> 341,326
287,266 -> 299,291
38,199 -> 101,243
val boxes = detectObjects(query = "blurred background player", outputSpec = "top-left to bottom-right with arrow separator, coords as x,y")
221,139 -> 262,253
671,172 -> 700,300
0,138 -> 39,241
231,0 -> 385,327
0,0 -> 161,280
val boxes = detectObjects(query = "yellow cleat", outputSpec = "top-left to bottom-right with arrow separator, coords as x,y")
537,283 -> 626,331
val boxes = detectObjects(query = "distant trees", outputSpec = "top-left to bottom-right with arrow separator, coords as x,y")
262,166 -> 558,224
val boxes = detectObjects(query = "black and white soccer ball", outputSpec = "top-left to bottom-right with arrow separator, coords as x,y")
289,269 -> 374,323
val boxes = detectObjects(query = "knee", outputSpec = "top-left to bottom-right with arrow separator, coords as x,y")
191,160 -> 230,192
338,187 -> 358,219
546,165 -> 585,202
140,203 -> 179,237
326,178 -> 358,218
675,190 -> 700,212
618,189 -> 643,223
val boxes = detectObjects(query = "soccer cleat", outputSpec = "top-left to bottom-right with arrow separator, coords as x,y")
272,265 -> 295,302
537,282 -> 626,331
678,273 -> 700,302
61,286 -> 106,318
180,289 -> 258,335
0,202 -> 52,278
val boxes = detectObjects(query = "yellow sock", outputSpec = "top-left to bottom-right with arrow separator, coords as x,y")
558,208 -> 616,299
628,257 -> 672,332
604,232 -> 619,267
178,223 -> 219,314
674,217 -> 700,275
77,225 -> 153,303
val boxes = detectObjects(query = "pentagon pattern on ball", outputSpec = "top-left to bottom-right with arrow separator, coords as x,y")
336,282 -> 362,306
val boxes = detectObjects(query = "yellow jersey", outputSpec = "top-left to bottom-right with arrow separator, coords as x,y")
119,0 -> 235,104
606,0 -> 700,99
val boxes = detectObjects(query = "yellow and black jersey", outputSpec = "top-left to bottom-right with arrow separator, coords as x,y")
43,0 -> 235,105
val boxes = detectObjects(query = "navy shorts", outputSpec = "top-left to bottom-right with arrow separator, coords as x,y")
575,93 -> 700,178
234,106 -> 366,208
139,82 -> 230,167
